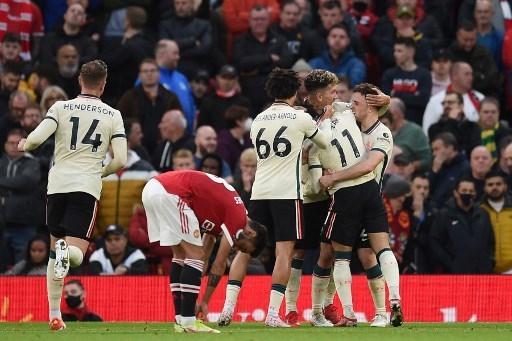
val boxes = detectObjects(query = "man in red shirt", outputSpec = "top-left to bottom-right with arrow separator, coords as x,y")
141,170 -> 266,333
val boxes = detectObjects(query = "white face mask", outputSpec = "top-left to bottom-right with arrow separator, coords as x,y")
244,118 -> 253,132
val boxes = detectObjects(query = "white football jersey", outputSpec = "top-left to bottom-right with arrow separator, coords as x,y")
362,120 -> 394,191
309,102 -> 375,195
45,94 -> 125,199
250,102 -> 324,200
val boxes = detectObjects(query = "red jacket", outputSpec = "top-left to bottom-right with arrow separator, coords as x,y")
503,27 -> 512,70
223,0 -> 280,36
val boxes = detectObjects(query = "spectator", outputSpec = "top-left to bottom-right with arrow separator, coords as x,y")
194,125 -> 232,178
447,20 -> 498,95
348,0 -> 379,45
0,0 -> 44,61
480,171 -> 512,273
152,110 -> 195,172
466,146 -> 494,199
53,44 -> 80,98
388,98 -> 432,172
40,85 -> 68,114
118,58 -> 182,155
3,235 -> 48,275
430,49 -> 452,96
292,59 -> 313,104
302,1 -> 362,61
189,69 -> 210,108
0,61 -> 22,115
233,5 -> 293,112
429,132 -> 470,208
309,23 -> 366,86
500,141 -> 512,187
504,25 -> 512,115
102,6 -> 154,102
96,142 -> 158,238
428,91 -> 482,157
270,0 -> 310,64
423,62 -> 485,134
217,105 -> 253,173
374,0 -> 444,50
233,148 -> 257,205
197,65 -> 251,132
429,177 -> 494,274
0,91 -> 29,146
0,33 -> 29,77
152,40 -> 196,133
383,174 -> 415,272
372,4 -> 433,71
392,153 -> 416,181
0,129 -> 41,265
199,153 -> 224,177
89,225 -> 149,275
335,75 -> 352,102
381,37 -> 432,125
478,97 -> 512,162
172,148 -> 196,170
159,0 -> 212,79
459,0 -> 512,39
125,119 -> 151,162
474,0 -> 504,69
40,3 -> 97,65
20,65 -> 57,105
62,280 -> 103,321
223,0 -> 280,37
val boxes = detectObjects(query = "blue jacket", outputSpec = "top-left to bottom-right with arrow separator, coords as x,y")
136,67 -> 196,134
308,49 -> 366,86
428,153 -> 470,209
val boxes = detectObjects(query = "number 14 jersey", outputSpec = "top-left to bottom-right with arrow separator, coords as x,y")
45,94 -> 125,199
250,103 -> 322,200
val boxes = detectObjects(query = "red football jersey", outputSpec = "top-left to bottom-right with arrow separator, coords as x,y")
156,170 -> 247,246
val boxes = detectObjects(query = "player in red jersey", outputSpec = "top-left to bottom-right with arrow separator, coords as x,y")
141,170 -> 266,333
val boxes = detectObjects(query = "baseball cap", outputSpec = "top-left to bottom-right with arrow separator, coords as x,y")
396,5 -> 414,18
192,69 -> 210,83
433,48 -> 451,61
104,224 -> 126,238
218,64 -> 237,78
384,175 -> 411,199
393,153 -> 412,166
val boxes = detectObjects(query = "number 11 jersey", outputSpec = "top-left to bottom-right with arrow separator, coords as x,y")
45,94 -> 125,199
250,103 -> 321,200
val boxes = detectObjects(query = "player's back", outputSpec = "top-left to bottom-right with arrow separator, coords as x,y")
47,95 -> 125,199
362,120 -> 394,190
250,103 -> 320,200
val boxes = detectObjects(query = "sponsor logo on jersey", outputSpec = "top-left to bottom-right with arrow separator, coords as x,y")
201,219 -> 215,232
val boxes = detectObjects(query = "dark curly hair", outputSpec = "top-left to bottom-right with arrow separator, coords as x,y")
265,68 -> 301,100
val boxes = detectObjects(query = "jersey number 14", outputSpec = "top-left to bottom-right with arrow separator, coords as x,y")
69,117 -> 102,152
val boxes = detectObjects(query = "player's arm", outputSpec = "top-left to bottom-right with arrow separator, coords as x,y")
102,136 -> 128,177
307,146 -> 323,194
320,149 -> 383,188
303,111 -> 330,149
202,233 -> 217,263
20,117 -> 57,151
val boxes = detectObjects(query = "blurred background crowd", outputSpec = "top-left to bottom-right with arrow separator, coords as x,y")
1,0 -> 512,278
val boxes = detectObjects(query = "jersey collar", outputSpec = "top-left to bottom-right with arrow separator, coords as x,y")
362,120 -> 380,134
78,93 -> 101,100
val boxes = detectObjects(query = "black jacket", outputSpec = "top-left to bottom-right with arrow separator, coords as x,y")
0,154 -> 41,226
428,153 -> 470,208
429,199 -> 494,274
428,116 -> 481,157
197,92 -> 251,131
233,30 -> 293,112
40,27 -> 98,65
151,134 -> 195,172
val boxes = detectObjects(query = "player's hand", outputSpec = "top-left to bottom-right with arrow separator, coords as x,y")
196,301 -> 209,321
320,105 -> 334,120
366,90 -> 390,108
319,173 -> 335,190
17,138 -> 26,151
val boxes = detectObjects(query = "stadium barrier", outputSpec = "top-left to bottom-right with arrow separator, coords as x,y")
1,275 -> 511,322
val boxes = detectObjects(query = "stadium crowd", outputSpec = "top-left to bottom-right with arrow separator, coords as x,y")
1,0 -> 512,277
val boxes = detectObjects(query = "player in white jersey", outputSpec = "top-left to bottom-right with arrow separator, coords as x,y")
250,68 -> 331,327
18,60 -> 127,331
320,84 -> 403,327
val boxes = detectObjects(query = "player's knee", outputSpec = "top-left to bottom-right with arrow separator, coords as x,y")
358,248 -> 378,269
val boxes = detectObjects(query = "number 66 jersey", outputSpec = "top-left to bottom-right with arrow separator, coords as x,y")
46,94 -> 125,200
250,102 -> 329,200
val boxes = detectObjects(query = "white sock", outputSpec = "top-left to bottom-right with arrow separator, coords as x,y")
268,284 -> 286,315
324,274 -> 336,307
378,250 -> 401,301
311,275 -> 330,314
175,314 -> 182,324
368,277 -> 386,315
333,260 -> 354,317
181,316 -> 195,327
47,257 -> 63,320
223,282 -> 241,312
68,245 -> 84,268
285,267 -> 302,314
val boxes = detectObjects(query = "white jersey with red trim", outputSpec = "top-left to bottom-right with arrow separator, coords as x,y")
45,94 -> 125,199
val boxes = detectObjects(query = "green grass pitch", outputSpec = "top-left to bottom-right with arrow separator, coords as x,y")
1,322 -> 512,341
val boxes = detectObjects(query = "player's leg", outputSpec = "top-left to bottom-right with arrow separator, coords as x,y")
170,245 -> 186,327
218,250 -> 251,326
357,245 -> 387,327
311,240 -> 335,327
331,241 -> 357,326
284,248 -> 303,326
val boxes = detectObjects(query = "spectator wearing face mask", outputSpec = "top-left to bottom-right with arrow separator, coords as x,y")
429,177 -> 494,274
62,280 -> 102,322
217,105 -> 253,173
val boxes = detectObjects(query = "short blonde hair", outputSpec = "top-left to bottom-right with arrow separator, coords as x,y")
172,149 -> 193,160
40,86 -> 68,113
240,148 -> 257,164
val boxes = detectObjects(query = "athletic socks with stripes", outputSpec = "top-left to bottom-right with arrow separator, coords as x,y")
170,258 -> 184,324
223,279 -> 242,313
180,258 -> 204,326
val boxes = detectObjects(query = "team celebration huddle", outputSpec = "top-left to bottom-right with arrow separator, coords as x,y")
21,60 -> 401,333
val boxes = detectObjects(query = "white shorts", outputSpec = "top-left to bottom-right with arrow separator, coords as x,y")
142,178 -> 202,247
